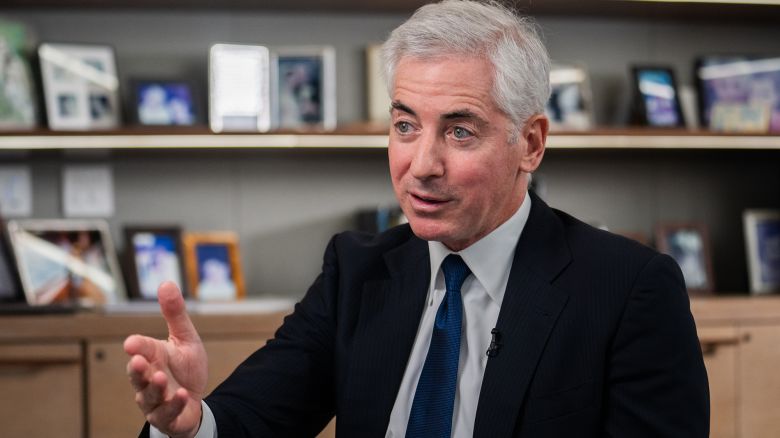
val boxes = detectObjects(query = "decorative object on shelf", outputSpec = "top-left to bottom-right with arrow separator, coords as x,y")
0,212 -> 23,302
696,55 -> 780,133
182,231 -> 245,301
123,226 -> 188,300
630,65 -> 686,128
209,43 -> 271,133
0,19 -> 37,130
271,45 -> 336,131
365,43 -> 390,125
61,165 -> 114,218
129,78 -> 200,126
0,166 -> 32,217
38,43 -> 121,130
743,209 -> 780,294
545,64 -> 594,131
655,222 -> 715,294
6,219 -> 127,306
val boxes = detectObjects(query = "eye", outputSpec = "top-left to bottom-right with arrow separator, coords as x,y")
452,126 -> 474,140
395,121 -> 413,134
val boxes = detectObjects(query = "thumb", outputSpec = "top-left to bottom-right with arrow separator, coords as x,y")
158,281 -> 200,344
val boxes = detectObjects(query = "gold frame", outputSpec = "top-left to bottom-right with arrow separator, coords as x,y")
182,231 -> 245,300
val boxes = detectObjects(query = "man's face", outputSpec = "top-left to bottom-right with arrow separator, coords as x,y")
388,56 -> 546,251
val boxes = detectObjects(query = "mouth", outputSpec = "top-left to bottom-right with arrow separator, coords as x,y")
409,192 -> 451,211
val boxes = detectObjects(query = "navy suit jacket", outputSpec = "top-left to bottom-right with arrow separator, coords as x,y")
143,194 -> 709,437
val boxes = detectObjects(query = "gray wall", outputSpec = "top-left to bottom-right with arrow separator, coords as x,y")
1,8 -> 779,296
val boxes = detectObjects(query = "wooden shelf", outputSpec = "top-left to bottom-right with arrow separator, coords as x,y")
1,128 -> 779,151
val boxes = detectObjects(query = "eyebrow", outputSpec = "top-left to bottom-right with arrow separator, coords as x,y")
391,101 -> 487,125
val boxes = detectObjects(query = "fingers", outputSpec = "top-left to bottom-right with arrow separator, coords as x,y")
124,334 -> 160,359
158,281 -> 200,344
145,388 -> 190,430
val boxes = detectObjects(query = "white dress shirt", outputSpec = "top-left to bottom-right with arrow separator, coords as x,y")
154,194 -> 531,438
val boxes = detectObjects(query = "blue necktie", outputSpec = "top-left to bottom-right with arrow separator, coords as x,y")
406,254 -> 472,438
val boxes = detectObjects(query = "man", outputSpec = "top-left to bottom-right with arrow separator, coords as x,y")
125,1 -> 709,437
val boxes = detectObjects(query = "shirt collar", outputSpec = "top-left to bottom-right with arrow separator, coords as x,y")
428,193 -> 532,304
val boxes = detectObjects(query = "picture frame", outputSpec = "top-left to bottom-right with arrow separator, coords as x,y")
695,55 -> 780,133
38,42 -> 121,130
743,210 -> 780,294
6,219 -> 126,306
129,79 -> 200,127
0,212 -> 23,302
271,45 -> 336,131
365,43 -> 390,125
0,19 -> 37,130
182,231 -> 245,301
630,66 -> 686,128
545,64 -> 595,131
124,226 -> 188,300
655,222 -> 715,295
209,43 -> 271,133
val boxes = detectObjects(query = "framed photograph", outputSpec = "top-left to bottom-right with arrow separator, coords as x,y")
696,55 -> 780,133
182,232 -> 245,301
0,212 -> 23,302
655,223 -> 715,295
6,219 -> 126,306
0,20 -> 37,130
129,79 -> 200,126
545,65 -> 594,131
743,210 -> 780,294
124,226 -> 187,300
365,43 -> 390,125
631,66 -> 686,128
38,43 -> 121,131
271,46 -> 336,131
209,43 -> 271,133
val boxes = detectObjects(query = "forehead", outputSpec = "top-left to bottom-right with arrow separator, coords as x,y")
391,56 -> 499,114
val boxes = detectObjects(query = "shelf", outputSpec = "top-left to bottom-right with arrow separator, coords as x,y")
1,129 -> 779,151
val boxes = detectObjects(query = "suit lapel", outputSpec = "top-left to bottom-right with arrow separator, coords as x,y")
473,194 -> 572,437
342,235 -> 429,435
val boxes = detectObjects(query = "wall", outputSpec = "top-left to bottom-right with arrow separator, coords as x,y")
0,8 -> 778,296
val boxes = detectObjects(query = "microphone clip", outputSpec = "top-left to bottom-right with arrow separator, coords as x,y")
486,328 -> 502,358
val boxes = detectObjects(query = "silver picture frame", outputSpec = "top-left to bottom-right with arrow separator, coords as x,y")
271,45 -> 336,131
209,43 -> 271,133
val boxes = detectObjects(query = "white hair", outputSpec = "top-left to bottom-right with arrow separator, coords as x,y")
381,0 -> 551,139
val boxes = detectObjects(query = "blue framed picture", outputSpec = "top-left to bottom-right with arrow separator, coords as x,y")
131,79 -> 199,126
632,66 -> 686,128
124,226 -> 187,300
744,210 -> 780,294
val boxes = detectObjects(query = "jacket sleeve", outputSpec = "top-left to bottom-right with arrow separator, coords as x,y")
604,253 -> 710,437
202,235 -> 342,437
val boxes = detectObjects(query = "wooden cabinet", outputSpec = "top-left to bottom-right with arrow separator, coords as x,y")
692,297 -> 780,438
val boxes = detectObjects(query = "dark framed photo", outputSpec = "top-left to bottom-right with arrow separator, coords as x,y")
129,79 -> 200,126
631,66 -> 686,128
6,219 -> 126,306
655,222 -> 715,295
743,210 -> 780,294
182,232 -> 245,301
209,43 -> 271,133
0,213 -> 23,303
696,55 -> 780,133
545,65 -> 594,131
124,226 -> 187,300
38,43 -> 121,130
0,20 -> 37,130
272,46 -> 336,131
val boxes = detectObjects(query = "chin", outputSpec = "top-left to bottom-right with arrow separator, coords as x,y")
406,217 -> 452,243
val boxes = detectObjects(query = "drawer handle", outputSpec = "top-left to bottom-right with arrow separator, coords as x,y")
700,333 -> 749,356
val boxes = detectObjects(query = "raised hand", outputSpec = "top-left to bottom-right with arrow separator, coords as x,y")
124,281 -> 208,438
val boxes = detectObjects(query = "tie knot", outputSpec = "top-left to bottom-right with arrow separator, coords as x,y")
441,254 -> 471,292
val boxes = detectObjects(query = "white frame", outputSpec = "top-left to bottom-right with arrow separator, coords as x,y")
365,43 -> 390,124
6,219 -> 126,306
38,43 -> 121,130
209,43 -> 271,133
271,45 -> 336,131
545,64 -> 595,131
743,209 -> 780,294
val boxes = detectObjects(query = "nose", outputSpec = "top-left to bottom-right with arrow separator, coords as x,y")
409,132 -> 445,180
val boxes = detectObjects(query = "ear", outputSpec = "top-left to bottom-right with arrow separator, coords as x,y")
518,114 -> 548,174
